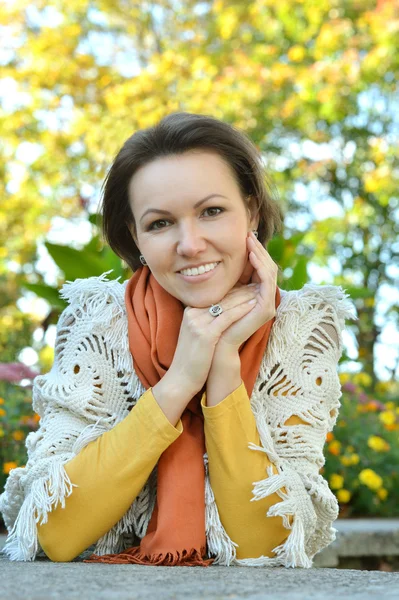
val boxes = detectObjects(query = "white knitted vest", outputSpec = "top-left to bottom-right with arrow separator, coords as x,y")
0,271 -> 358,566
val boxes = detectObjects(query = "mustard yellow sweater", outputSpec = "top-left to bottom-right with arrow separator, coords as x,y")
37,381 -> 303,562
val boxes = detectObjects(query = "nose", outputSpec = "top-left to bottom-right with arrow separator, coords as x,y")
177,224 -> 207,256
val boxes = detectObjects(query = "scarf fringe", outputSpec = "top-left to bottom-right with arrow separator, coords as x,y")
83,545 -> 214,567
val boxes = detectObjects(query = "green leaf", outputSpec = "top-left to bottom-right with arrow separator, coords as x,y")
291,255 -> 309,288
21,282 -> 68,309
45,242 -> 112,279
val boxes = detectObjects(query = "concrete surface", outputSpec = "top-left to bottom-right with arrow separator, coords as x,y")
2,520 -> 399,600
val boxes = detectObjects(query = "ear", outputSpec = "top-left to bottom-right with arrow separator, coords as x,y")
246,195 -> 260,231
127,222 -> 139,248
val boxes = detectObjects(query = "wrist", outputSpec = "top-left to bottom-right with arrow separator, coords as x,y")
211,345 -> 240,369
157,368 -> 198,403
206,351 -> 242,407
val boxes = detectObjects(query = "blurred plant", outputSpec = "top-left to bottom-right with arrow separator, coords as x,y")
323,374 -> 399,518
0,368 -> 40,512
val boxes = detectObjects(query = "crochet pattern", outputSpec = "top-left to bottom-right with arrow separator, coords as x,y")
0,271 -> 358,566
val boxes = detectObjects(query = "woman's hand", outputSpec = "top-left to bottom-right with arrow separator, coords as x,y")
214,231 -> 279,356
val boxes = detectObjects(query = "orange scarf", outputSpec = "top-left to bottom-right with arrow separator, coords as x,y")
85,266 -> 281,567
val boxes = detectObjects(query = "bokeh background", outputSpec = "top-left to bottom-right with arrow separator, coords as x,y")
1,0 -> 398,529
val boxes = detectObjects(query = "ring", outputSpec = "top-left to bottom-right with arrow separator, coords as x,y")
209,304 -> 223,318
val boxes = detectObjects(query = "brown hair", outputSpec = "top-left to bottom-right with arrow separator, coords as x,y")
99,112 -> 284,272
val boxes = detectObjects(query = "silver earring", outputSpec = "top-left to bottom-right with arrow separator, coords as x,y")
252,230 -> 258,238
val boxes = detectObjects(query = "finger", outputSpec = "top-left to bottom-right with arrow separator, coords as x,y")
207,285 -> 258,320
236,253 -> 255,286
209,297 -> 257,329
248,236 -> 276,275
249,234 -> 277,269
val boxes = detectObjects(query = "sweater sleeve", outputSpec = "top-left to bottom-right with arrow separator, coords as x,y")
201,381 -> 306,560
0,278 -> 183,563
36,388 -> 183,562
204,284 -> 356,568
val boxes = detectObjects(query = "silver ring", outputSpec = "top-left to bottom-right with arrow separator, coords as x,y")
209,304 -> 223,318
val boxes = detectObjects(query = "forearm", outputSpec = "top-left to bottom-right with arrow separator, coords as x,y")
201,381 -> 292,559
205,349 -> 242,407
37,388 -> 183,562
152,368 -> 197,427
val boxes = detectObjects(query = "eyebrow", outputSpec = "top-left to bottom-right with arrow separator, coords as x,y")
139,194 -> 228,224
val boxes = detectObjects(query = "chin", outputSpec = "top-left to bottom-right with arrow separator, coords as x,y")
181,290 -> 227,310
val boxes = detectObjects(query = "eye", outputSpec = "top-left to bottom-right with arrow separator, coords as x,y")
147,207 -> 225,231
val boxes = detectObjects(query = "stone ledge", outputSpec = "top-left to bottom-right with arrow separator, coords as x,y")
2,519 -> 399,569
1,519 -> 399,599
314,519 -> 399,568
1,551 -> 399,600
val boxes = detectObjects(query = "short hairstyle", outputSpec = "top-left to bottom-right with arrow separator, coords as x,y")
99,112 -> 284,272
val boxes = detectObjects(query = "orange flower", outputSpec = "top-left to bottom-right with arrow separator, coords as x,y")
326,432 -> 334,442
12,430 -> 25,442
0,408 -> 6,417
328,440 -> 341,456
3,461 -> 17,475
384,423 -> 399,431
366,401 -> 379,412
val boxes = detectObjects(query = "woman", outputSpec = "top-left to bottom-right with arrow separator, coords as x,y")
0,112 -> 357,567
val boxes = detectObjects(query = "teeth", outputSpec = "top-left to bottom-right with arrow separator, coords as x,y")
180,262 -> 219,276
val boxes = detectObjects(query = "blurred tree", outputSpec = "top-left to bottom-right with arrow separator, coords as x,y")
0,0 -> 398,387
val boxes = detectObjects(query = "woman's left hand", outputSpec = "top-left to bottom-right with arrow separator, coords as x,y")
214,231 -> 279,355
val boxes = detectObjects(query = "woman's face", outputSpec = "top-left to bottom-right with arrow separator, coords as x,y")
128,150 -> 259,308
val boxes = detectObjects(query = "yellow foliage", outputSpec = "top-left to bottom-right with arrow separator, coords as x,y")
339,373 -> 350,384
330,473 -> 344,490
379,411 -> 396,427
38,345 -> 55,373
340,452 -> 359,467
367,435 -> 390,453
288,45 -> 305,62
377,488 -> 388,501
218,10 -> 239,40
359,468 -> 383,491
337,489 -> 351,503
353,373 -> 372,387
241,31 -> 253,44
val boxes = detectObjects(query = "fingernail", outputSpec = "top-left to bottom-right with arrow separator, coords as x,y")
248,283 -> 257,286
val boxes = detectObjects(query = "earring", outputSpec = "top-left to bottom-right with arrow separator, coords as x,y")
252,230 -> 258,238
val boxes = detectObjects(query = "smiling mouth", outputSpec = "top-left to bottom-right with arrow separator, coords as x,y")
177,262 -> 222,281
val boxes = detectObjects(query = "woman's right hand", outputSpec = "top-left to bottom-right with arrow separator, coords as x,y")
169,283 -> 259,396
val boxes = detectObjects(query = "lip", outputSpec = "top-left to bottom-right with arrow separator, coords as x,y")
177,262 -> 221,283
